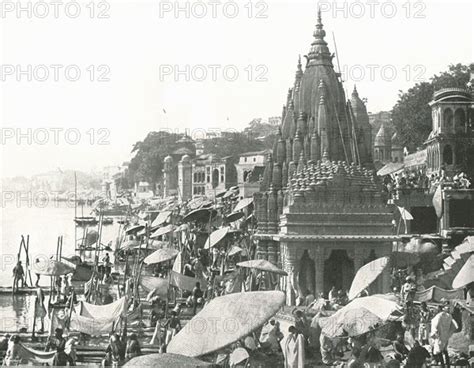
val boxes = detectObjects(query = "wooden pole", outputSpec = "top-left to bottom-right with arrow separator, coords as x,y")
31,296 -> 37,339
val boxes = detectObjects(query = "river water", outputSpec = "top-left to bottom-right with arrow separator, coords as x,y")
0,202 -> 123,331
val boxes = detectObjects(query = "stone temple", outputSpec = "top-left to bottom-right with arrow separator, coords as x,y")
253,10 -> 395,305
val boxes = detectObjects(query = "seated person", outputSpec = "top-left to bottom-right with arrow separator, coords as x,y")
393,333 -> 409,361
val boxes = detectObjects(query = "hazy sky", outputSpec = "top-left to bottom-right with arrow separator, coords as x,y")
1,0 -> 472,177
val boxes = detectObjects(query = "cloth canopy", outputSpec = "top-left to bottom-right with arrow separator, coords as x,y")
18,343 -> 56,365
167,291 -> 285,357
170,271 -> 207,292
415,285 -> 464,302
69,297 -> 126,336
140,276 -> 169,298
349,257 -> 389,300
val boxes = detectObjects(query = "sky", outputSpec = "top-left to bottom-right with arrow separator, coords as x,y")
1,0 -> 473,178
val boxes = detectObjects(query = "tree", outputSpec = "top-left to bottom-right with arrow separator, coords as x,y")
391,63 -> 471,151
127,131 -> 182,184
203,131 -> 266,162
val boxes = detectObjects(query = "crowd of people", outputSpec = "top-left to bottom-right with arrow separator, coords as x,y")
382,170 -> 472,200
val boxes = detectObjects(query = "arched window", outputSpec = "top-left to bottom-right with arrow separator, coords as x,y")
443,108 -> 454,133
443,145 -> 453,165
455,145 -> 465,165
454,109 -> 466,134
212,169 -> 219,188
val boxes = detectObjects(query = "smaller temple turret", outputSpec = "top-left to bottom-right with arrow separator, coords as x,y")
293,130 -> 303,163
318,84 -> 329,157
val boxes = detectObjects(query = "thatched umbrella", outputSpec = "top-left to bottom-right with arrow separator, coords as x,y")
203,227 -> 230,249
123,353 -> 213,367
31,260 -> 75,276
182,208 -> 217,223
167,291 -> 285,357
144,248 -> 179,265
452,254 -> 474,289
237,259 -> 287,276
348,257 -> 389,300
233,198 -> 253,212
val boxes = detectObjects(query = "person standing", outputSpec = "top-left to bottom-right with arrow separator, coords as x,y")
45,328 -> 66,352
4,335 -> 22,366
418,302 -> 431,345
192,282 -> 203,315
125,333 -> 141,360
431,302 -> 458,368
12,261 -> 25,293
35,288 -> 47,334
282,326 -> 305,368
163,311 -> 181,347
406,340 -> 431,368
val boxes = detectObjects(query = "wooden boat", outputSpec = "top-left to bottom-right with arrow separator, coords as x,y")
74,217 -> 98,226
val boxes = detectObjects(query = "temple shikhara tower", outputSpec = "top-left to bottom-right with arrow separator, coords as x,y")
254,10 -> 395,305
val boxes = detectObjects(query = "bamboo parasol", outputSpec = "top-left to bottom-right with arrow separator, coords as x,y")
123,353 -> 213,367
237,259 -> 287,276
167,291 -> 285,357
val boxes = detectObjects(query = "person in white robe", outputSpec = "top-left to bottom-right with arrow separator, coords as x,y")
280,326 -> 305,368
431,303 -> 458,367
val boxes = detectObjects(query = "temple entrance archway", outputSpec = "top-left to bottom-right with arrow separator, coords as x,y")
324,249 -> 354,295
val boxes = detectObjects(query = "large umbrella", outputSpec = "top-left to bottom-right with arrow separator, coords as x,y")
152,211 -> 172,228
228,245 -> 246,257
237,259 -> 287,276
348,257 -> 389,300
140,275 -> 169,293
233,198 -> 253,212
225,212 -> 245,223
321,307 -> 383,338
151,224 -> 176,239
348,295 -> 401,319
182,208 -> 217,223
31,260 -> 75,276
452,254 -> 474,289
204,227 -> 230,249
376,162 -> 404,176
144,248 -> 179,265
121,239 -> 140,251
167,291 -> 285,357
125,224 -> 145,235
123,353 -> 212,367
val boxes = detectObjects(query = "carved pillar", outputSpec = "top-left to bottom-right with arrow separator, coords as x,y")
267,241 -> 277,264
379,245 -> 392,294
285,244 -> 299,306
354,246 -> 366,272
314,246 -> 325,297
256,240 -> 268,260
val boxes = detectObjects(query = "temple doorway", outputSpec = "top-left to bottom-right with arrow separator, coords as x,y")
324,249 -> 354,296
298,250 -> 315,297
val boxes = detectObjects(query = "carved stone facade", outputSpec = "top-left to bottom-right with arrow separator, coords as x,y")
253,10 -> 395,305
